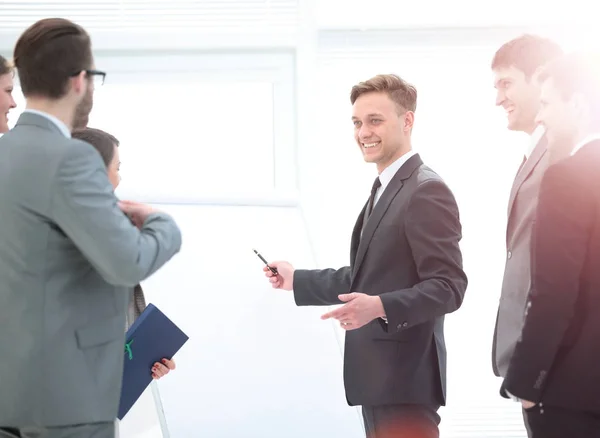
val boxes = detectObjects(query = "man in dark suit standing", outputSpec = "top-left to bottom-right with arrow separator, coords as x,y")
502,53 -> 600,437
489,34 -> 563,436
264,74 -> 467,438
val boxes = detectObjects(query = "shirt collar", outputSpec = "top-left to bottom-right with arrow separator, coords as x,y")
378,150 -> 417,189
526,125 -> 545,159
22,109 -> 71,138
571,133 -> 600,156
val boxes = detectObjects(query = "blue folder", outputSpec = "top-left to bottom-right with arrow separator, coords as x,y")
118,303 -> 189,420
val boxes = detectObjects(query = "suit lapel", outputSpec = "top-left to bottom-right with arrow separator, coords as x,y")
351,154 -> 423,282
507,136 -> 547,219
350,202 -> 367,265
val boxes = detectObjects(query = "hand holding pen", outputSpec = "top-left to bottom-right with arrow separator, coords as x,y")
254,249 -> 278,275
254,249 -> 295,291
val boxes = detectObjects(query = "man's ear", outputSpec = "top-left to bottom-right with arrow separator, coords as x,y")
531,65 -> 545,87
70,71 -> 87,96
403,111 -> 415,132
570,92 -> 589,120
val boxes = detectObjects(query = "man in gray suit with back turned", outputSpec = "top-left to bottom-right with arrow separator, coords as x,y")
490,35 -> 562,435
0,18 -> 182,438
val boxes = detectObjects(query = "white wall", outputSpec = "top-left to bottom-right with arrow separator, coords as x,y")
137,203 -> 363,437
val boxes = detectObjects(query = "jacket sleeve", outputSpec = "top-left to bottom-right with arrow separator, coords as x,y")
51,141 -> 182,287
293,267 -> 352,306
378,180 -> 467,332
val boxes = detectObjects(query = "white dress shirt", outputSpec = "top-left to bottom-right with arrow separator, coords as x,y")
22,109 -> 71,138
526,125 -> 545,160
373,150 -> 417,206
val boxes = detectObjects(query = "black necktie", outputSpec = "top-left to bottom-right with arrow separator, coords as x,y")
366,177 -> 382,217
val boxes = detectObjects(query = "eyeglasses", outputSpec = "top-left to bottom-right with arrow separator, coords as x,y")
86,69 -> 106,87
70,69 -> 106,87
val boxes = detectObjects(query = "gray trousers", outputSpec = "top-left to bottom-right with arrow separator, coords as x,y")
0,422 -> 115,438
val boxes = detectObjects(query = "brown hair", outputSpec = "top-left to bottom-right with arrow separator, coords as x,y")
538,53 -> 600,115
491,34 -> 563,79
13,18 -> 92,99
72,127 -> 119,167
350,74 -> 417,113
0,55 -> 12,76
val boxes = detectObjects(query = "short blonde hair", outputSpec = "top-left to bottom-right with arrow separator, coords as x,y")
350,74 -> 417,113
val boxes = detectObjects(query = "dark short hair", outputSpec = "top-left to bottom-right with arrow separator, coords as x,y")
0,55 -> 12,76
13,18 -> 92,99
350,74 -> 417,113
538,53 -> 600,115
491,34 -> 563,78
72,127 -> 119,167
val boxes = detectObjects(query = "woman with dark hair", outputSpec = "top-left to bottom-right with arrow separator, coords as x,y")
0,55 -> 17,133
72,127 -> 176,435
72,127 -> 176,379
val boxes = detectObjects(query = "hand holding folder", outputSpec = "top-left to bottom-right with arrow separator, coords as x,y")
151,357 -> 176,379
118,303 -> 189,420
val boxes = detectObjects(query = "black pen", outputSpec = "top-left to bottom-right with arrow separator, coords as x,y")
253,249 -> 278,275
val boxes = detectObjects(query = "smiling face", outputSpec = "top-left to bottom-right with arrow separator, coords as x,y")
352,91 -> 414,173
0,73 -> 16,133
493,65 -> 541,134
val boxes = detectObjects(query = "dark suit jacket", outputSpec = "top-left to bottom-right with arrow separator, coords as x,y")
293,154 -> 467,408
502,140 -> 600,413
492,137 -> 549,377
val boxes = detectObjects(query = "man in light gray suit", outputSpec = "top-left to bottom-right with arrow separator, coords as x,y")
490,35 -> 562,436
0,18 -> 182,438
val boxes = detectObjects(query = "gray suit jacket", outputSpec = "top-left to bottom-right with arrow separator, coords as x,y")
492,137 -> 548,377
0,112 -> 182,427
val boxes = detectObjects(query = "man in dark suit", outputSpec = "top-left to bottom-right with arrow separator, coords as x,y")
489,34 -> 563,436
0,19 -> 181,438
264,74 -> 467,438
502,53 -> 600,437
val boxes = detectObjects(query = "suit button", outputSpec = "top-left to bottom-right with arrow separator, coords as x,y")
507,251 -> 512,259
397,322 -> 408,330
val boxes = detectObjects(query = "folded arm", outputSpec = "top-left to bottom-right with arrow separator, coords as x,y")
51,142 -> 182,287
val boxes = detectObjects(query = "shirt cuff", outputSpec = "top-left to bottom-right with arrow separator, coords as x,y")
505,390 -> 520,402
